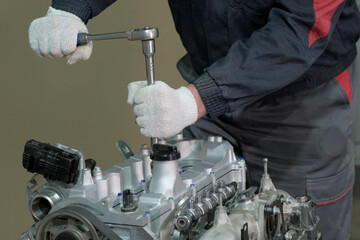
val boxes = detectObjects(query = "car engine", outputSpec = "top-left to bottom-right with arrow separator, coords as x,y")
20,135 -> 321,240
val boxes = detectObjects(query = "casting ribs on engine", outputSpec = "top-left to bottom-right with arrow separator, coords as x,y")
20,135 -> 321,240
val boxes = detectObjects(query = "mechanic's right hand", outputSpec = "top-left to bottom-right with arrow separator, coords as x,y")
29,7 -> 93,64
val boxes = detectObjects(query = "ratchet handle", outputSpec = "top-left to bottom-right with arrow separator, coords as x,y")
77,33 -> 88,46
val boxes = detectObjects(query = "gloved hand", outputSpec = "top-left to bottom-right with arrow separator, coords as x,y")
127,81 -> 198,138
29,7 -> 93,64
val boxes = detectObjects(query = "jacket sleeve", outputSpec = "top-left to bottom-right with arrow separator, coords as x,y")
193,0 -> 350,117
52,0 -> 117,23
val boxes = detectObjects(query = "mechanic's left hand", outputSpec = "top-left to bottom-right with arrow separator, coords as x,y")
127,81 -> 198,138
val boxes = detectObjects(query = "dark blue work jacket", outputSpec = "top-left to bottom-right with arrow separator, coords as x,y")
53,0 -> 360,117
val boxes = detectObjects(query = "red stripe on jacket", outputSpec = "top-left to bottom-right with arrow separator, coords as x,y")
308,0 -> 344,47
335,69 -> 352,103
316,185 -> 353,206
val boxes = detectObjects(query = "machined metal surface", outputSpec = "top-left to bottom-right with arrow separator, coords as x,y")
21,136 -> 247,240
30,189 -> 62,221
77,27 -> 158,44
35,209 -> 100,240
199,159 -> 321,240
21,138 -> 321,239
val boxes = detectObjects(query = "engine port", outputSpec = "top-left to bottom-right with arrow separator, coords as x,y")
31,189 -> 62,221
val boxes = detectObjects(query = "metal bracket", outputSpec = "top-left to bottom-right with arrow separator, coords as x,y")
116,140 -> 135,160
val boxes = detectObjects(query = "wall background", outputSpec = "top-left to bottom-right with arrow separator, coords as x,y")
0,1 -> 358,239
0,0 -> 185,238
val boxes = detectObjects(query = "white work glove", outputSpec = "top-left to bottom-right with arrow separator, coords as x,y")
29,7 -> 93,64
127,81 -> 198,138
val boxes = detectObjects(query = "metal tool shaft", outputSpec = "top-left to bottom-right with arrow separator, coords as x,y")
77,27 -> 159,146
85,32 -> 128,42
142,40 -> 155,86
77,27 -> 159,45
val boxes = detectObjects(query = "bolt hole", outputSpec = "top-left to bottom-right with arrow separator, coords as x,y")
121,145 -> 130,154
178,219 -> 186,227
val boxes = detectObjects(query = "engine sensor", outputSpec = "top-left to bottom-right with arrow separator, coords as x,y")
22,139 -> 80,184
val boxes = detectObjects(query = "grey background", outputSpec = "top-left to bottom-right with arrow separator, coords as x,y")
0,1 -> 358,239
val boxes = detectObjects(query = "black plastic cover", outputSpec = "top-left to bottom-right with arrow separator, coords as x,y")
150,144 -> 181,161
22,139 -> 80,184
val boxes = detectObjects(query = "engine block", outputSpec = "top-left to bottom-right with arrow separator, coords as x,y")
20,135 -> 321,240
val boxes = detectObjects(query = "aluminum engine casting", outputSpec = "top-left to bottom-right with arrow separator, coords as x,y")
20,135 -> 321,240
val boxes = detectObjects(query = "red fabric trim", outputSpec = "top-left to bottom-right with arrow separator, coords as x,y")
316,185 -> 353,206
308,0 -> 344,47
335,69 -> 352,103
